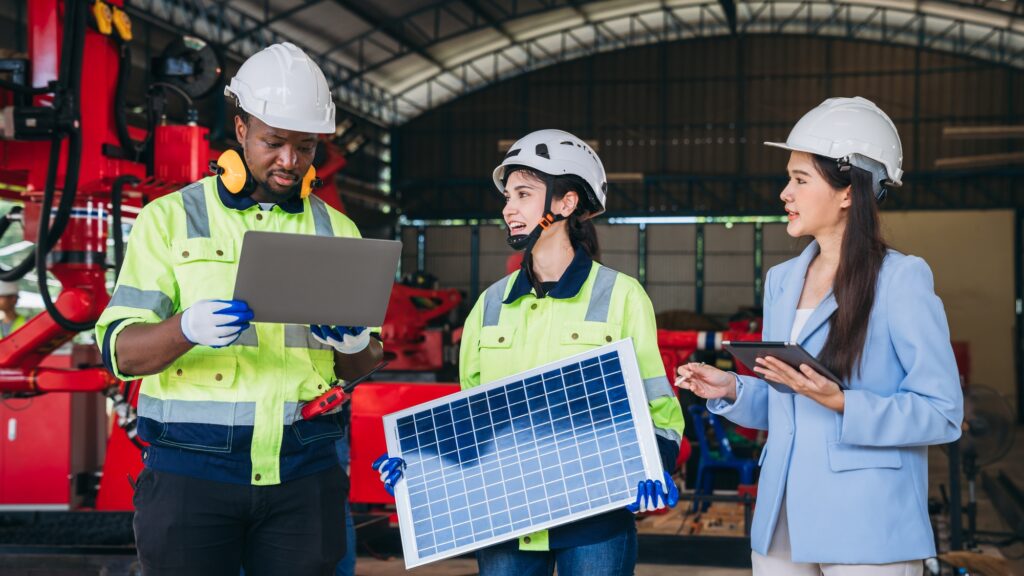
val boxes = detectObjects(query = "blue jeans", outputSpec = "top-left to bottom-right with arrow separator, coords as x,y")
334,436 -> 357,576
475,526 -> 637,576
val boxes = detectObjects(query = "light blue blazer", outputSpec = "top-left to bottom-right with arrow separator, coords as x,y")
708,241 -> 963,564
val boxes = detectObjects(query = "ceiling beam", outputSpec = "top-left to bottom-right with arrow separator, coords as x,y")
719,0 -> 738,34
330,0 -> 446,75
461,0 -> 516,42
225,0 -> 326,46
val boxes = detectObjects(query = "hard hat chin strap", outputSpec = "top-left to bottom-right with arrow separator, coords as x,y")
505,178 -> 567,297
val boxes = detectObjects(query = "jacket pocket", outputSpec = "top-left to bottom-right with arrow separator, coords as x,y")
171,238 -> 237,305
827,442 -> 903,472
480,325 -> 516,349
292,414 -> 344,445
559,321 -> 621,346
168,351 -> 238,389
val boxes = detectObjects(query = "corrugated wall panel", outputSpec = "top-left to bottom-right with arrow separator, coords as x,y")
424,227 -> 472,294
646,225 -> 697,313
401,227 -> 419,278
479,225 -> 511,291
398,35 -> 1019,218
762,223 -> 808,284
704,224 -> 755,314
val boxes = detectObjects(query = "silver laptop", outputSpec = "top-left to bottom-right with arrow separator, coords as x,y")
233,231 -> 401,327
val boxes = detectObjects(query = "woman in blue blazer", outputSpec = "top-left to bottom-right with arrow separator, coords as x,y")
676,97 -> 963,575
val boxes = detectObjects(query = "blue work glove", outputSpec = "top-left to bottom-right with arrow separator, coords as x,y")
372,453 -> 405,496
180,299 -> 253,348
311,325 -> 371,354
626,471 -> 679,513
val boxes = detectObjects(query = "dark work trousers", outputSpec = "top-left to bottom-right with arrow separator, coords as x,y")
133,466 -> 348,576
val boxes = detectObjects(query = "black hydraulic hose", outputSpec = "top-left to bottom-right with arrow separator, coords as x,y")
36,0 -> 92,332
37,129 -> 92,332
0,206 -> 22,239
0,77 -> 54,95
111,174 -> 139,282
114,42 -> 155,162
148,82 -> 194,109
0,137 -> 61,283
0,0 -> 85,284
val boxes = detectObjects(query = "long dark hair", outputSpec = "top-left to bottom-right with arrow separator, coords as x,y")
508,168 -> 601,260
811,154 -> 888,381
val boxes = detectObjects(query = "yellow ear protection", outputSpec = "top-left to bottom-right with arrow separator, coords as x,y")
209,149 -> 323,199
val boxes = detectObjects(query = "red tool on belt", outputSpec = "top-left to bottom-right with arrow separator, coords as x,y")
301,361 -> 389,420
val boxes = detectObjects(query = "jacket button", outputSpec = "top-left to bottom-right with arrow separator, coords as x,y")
530,303 -> 538,310
571,333 -> 579,340
256,213 -> 264,221
214,373 -> 223,381
216,249 -> 224,257
175,369 -> 183,376
318,384 -> 324,390
181,251 -> 189,258
524,536 -> 531,544
254,474 -> 261,481
498,336 -> 505,343
605,336 -> 612,342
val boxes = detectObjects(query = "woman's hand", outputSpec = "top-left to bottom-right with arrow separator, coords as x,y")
674,362 -> 737,401
753,356 -> 845,413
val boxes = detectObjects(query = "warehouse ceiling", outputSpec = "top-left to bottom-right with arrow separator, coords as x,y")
126,0 -> 1024,126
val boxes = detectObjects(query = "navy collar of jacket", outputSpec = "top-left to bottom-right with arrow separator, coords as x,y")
215,175 -> 305,214
503,247 -> 593,304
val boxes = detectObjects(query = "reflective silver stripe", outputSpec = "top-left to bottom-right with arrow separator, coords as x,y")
284,324 -> 331,350
109,286 -> 174,319
137,394 -> 256,426
235,325 -> 259,347
482,275 -> 511,327
308,195 -> 334,237
584,266 -> 618,322
181,182 -> 210,239
655,426 -> 682,445
643,375 -> 674,401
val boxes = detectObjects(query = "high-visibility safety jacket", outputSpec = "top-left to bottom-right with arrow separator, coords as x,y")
459,247 -> 684,551
95,176 -> 364,486
1,314 -> 25,338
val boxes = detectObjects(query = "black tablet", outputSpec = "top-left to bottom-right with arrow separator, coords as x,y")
721,341 -> 846,394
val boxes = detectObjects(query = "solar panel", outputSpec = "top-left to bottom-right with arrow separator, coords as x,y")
383,339 -> 665,568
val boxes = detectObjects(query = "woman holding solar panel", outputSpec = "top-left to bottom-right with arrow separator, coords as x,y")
374,129 -> 685,575
677,98 -> 963,575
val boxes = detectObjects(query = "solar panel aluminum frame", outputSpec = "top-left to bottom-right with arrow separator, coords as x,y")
383,338 -> 665,568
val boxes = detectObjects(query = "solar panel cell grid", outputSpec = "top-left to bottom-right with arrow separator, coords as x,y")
385,340 -> 663,567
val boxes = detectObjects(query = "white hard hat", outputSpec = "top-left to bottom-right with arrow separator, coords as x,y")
225,42 -> 335,134
0,281 -> 18,296
493,129 -> 608,217
765,97 -> 903,198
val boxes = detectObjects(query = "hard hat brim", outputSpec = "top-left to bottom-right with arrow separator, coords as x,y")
763,141 -> 823,156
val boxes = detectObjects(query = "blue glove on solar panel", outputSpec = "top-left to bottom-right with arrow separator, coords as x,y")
311,325 -> 371,354
372,453 -> 405,496
626,471 -> 679,513
180,299 -> 253,348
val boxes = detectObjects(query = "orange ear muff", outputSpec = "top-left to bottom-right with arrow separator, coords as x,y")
299,165 -> 322,199
209,149 -> 256,197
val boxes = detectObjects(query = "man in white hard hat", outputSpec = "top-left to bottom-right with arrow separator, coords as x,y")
0,281 -> 25,337
95,43 -> 381,576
